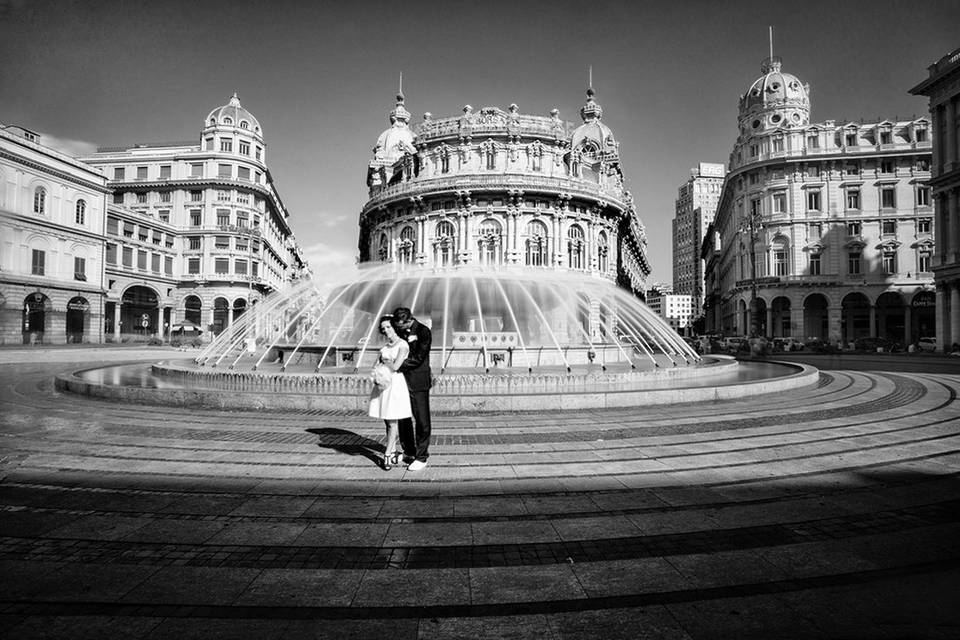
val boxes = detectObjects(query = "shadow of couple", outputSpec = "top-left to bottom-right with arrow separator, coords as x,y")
306,427 -> 386,467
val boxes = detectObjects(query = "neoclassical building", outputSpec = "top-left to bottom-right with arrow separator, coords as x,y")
0,124 -> 109,345
705,56 -> 935,345
358,88 -> 651,293
673,162 -> 725,314
911,47 -> 960,351
81,94 -> 308,340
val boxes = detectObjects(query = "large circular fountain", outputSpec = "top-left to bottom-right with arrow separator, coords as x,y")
58,265 -> 819,412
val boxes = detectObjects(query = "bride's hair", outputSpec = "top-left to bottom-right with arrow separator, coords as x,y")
377,315 -> 394,335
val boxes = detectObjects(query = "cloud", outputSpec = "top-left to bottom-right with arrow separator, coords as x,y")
300,240 -> 360,287
37,132 -> 98,157
317,212 -> 352,228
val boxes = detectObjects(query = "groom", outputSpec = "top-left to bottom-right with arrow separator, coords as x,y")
392,306 -> 432,471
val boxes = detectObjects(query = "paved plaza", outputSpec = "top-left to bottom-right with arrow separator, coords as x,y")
1,347 -> 959,639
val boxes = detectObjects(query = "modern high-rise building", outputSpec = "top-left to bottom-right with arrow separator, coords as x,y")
82,94 -> 308,340
911,47 -> 960,352
704,56 -> 934,345
672,162 -> 725,314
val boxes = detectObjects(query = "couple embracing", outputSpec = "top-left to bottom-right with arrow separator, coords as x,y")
368,307 -> 432,471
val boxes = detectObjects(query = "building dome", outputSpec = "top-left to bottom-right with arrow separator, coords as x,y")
372,92 -> 416,165
738,57 -> 810,132
204,93 -> 263,138
570,88 -> 617,155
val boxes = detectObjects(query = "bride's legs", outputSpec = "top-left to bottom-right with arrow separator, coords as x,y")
383,420 -> 399,468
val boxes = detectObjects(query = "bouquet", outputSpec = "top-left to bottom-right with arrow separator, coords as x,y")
371,363 -> 392,388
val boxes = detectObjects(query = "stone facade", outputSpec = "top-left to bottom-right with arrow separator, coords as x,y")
673,162 -> 725,313
358,88 -> 651,293
705,56 -> 935,346
80,94 -> 308,341
911,47 -> 960,352
0,125 -> 109,345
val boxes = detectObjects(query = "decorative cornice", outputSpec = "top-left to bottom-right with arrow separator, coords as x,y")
0,149 -> 111,194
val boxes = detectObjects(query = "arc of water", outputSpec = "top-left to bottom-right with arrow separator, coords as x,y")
609,301 -> 659,367
254,287 -> 325,371
548,289 -> 604,369
440,275 -> 450,374
619,302 -> 677,366
409,271 -> 425,314
587,296 -> 636,369
221,312 -> 259,369
353,273 -> 407,373
491,276 -> 531,372
514,278 -> 571,373
469,275 -> 489,373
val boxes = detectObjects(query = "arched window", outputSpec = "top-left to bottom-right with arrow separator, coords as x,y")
597,230 -> 609,273
33,187 -> 46,215
223,116 -> 233,125
478,219 -> 502,266
435,220 -> 456,267
567,224 -> 584,270
377,233 -> 389,261
772,239 -> 790,277
239,120 -> 249,129
526,220 -> 548,266
75,199 -> 86,225
398,225 -> 416,265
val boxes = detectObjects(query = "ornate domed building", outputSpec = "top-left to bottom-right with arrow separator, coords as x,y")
705,56 -> 935,346
358,87 -> 650,292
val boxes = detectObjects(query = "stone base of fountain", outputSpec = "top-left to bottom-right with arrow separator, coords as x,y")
56,356 -> 819,413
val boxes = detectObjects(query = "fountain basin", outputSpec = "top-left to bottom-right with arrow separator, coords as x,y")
56,356 -> 819,413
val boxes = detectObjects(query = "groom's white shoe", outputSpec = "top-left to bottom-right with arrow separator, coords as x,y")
407,460 -> 427,472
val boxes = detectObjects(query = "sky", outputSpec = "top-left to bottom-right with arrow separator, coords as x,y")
1,0 -> 957,285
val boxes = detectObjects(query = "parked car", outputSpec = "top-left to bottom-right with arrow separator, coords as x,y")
772,337 -> 804,352
854,336 -> 895,352
722,336 -> 748,352
917,337 -> 937,352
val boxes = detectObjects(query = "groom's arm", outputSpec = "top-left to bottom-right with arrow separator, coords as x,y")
399,326 -> 431,372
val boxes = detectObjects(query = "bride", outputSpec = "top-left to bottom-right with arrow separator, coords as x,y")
368,315 -> 412,470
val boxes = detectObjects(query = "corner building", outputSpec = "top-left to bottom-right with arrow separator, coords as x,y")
673,162 -> 725,313
911,47 -> 960,351
706,57 -> 934,345
81,94 -> 307,340
358,88 -> 651,293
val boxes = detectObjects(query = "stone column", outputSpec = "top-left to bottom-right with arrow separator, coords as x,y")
827,306 -> 842,344
766,307 -> 774,338
112,302 -> 121,341
951,285 -> 960,351
904,303 -> 912,345
868,303 -> 876,337
935,284 -> 946,351
790,307 -> 803,338
168,305 -> 178,341
946,97 -> 957,171
228,307 -> 234,329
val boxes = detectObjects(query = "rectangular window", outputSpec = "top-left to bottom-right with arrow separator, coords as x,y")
158,209 -> 170,223
237,167 -> 250,181
106,244 -> 117,264
251,262 -> 259,277
235,259 -> 247,275
159,191 -> 171,203
882,219 -> 897,235
164,235 -> 173,248
919,252 -> 931,272
113,167 -> 125,181
806,189 -> 821,211
237,192 -> 249,204
164,256 -> 173,275
190,190 -> 203,201
136,166 -> 148,180
918,218 -> 932,234
845,162 -> 859,175
136,192 -> 147,204
190,210 -> 202,226
750,199 -> 761,217
254,171 -> 261,183
113,193 -> 124,204
772,138 -> 783,152
138,227 -> 148,241
880,131 -> 892,144
809,253 -> 821,275
845,133 -> 857,146
881,188 -> 896,209
123,222 -> 134,237
191,163 -> 203,178
917,187 -> 931,207
215,258 -> 229,274
236,237 -> 248,251
774,250 -> 788,276
215,236 -> 230,249
218,164 -> 231,178
846,189 -> 860,210
881,160 -> 894,174
31,249 -> 45,276
188,258 -> 200,274
217,190 -> 230,202
749,144 -> 758,156
205,137 -> 214,151
882,251 -> 897,274
236,215 -> 247,228
152,231 -> 161,245
217,210 -> 231,225
137,250 -> 147,270
848,252 -> 861,275
239,141 -> 250,155
188,236 -> 201,250
255,147 -> 262,161
107,217 -> 119,235
916,129 -> 928,142
151,253 -> 160,273
122,247 -> 133,267
807,135 -> 819,149
220,139 -> 232,153
159,165 -> 171,179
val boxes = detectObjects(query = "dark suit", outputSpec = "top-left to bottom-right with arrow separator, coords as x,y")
398,319 -> 432,461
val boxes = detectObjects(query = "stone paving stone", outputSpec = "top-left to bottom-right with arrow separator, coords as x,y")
121,565 -> 262,605
665,549 -> 792,589
470,520 -> 561,545
0,510 -> 78,537
228,495 -> 318,518
550,515 -> 642,541
0,560 -> 67,599
5,614 -> 164,640
352,567 -> 470,607
206,521 -> 309,546
420,613 -> 555,639
233,567 -> 362,607
143,616 -> 293,640
283,618 -> 421,639
382,521 -> 473,547
38,562 -> 159,602
452,496 -> 528,517
548,605 -> 695,640
44,514 -> 153,541
469,564 -> 586,604
377,498 -> 456,518
121,518 -> 227,544
294,522 -> 390,547
158,493 -> 251,515
666,594 -> 825,640
571,557 -> 691,597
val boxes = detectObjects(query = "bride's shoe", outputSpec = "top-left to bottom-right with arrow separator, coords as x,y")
382,454 -> 392,471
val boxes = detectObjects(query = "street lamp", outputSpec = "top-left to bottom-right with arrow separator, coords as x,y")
741,204 -> 763,339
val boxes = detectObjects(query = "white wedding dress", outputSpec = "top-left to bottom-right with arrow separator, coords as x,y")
368,341 -> 412,420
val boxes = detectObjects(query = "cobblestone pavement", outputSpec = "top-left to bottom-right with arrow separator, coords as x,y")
1,348 -> 959,639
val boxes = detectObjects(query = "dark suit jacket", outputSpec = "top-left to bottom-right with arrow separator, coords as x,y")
398,319 -> 432,391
